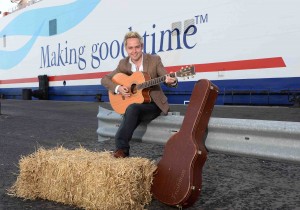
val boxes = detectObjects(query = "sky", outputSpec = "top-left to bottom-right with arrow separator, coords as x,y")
0,0 -> 17,13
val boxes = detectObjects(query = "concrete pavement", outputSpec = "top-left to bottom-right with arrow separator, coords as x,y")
0,99 -> 299,209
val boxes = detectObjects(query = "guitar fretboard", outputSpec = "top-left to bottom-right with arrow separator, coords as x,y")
137,72 -> 176,90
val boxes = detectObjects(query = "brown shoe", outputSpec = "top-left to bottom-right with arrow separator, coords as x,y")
113,149 -> 129,158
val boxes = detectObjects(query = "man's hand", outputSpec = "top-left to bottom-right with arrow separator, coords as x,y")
165,74 -> 177,85
118,85 -> 131,97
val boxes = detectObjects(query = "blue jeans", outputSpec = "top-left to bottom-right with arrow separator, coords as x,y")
115,103 -> 161,155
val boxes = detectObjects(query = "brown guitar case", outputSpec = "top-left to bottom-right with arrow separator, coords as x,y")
151,79 -> 219,208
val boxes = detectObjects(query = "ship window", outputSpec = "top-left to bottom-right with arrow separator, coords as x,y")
184,19 -> 195,35
3,35 -> 6,48
172,22 -> 182,36
49,19 -> 57,36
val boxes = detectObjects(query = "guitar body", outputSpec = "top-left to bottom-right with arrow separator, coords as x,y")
109,72 -> 152,114
108,66 -> 195,114
151,79 -> 219,208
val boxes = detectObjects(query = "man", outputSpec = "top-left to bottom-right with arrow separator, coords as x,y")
101,31 -> 177,158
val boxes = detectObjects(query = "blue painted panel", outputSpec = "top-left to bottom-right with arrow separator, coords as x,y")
1,77 -> 299,105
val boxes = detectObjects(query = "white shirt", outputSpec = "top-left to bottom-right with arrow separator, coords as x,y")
129,56 -> 144,72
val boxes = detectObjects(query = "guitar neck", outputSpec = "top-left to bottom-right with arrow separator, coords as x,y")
138,72 -> 176,90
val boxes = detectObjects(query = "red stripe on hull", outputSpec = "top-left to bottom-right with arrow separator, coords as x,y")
166,57 -> 286,73
0,57 -> 286,85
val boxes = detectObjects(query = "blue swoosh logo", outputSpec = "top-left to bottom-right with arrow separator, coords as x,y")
0,0 -> 101,70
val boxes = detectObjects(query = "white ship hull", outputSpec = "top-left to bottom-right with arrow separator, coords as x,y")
1,0 -> 300,105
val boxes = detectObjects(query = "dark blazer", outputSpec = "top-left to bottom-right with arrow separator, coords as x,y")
101,53 -> 175,114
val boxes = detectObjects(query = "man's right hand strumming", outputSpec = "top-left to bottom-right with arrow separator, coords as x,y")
118,85 -> 131,97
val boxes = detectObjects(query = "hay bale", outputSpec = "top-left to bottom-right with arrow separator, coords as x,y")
8,147 -> 157,210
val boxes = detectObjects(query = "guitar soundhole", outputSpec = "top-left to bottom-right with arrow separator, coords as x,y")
131,84 -> 137,94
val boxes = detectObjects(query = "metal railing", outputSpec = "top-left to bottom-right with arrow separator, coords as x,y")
97,107 -> 300,163
5,0 -> 43,14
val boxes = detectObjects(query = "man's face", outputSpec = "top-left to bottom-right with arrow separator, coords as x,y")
125,38 -> 143,62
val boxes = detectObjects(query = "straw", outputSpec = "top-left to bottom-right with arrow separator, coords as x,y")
8,147 -> 157,210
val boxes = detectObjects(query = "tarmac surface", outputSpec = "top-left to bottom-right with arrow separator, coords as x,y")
0,99 -> 300,210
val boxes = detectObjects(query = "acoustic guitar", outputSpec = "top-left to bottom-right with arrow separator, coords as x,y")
151,79 -> 219,208
109,66 -> 195,114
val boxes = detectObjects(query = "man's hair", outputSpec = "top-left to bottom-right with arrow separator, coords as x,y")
124,31 -> 143,46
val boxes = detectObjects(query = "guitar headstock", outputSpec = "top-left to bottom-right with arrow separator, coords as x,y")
175,65 -> 195,79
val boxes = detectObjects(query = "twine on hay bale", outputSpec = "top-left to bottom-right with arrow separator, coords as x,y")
8,147 -> 157,210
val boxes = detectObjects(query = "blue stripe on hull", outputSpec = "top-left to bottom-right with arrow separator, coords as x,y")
166,77 -> 300,105
1,77 -> 299,105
